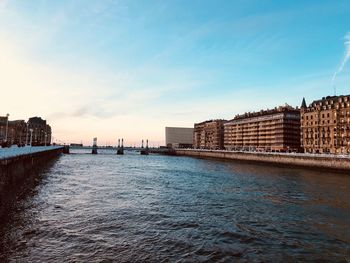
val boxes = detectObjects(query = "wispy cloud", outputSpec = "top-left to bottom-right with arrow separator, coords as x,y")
332,31 -> 350,87
2,0 -> 350,145
338,32 -> 350,72
0,32 -> 202,145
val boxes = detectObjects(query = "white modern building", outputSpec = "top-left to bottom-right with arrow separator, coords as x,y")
165,127 -> 194,148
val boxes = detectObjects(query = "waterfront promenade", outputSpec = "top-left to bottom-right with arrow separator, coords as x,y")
0,146 -> 63,161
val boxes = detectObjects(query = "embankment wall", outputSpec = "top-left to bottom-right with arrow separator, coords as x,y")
0,147 -> 63,218
175,149 -> 350,173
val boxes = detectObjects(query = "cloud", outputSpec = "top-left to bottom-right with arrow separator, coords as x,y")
0,32 -> 203,145
332,31 -> 350,87
339,32 -> 350,72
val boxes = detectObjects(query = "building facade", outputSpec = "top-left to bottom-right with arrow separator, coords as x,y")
0,115 -> 51,146
0,116 -> 9,144
28,117 -> 52,146
165,127 -> 194,148
301,95 -> 350,154
8,120 -> 27,145
193,120 -> 226,149
224,105 -> 301,152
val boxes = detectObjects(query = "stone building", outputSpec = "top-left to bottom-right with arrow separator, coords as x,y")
0,117 -> 28,145
28,117 -> 52,146
1,116 -> 52,146
193,120 -> 226,149
0,116 -> 9,144
8,120 -> 27,145
224,105 -> 301,152
301,95 -> 350,154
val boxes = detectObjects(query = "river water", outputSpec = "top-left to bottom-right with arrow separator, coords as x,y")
1,149 -> 350,262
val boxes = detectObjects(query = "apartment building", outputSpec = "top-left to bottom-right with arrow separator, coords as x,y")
301,95 -> 350,154
224,105 -> 301,152
193,120 -> 226,149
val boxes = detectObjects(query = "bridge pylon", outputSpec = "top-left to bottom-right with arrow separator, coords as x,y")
117,138 -> 124,155
140,139 -> 149,155
92,137 -> 98,154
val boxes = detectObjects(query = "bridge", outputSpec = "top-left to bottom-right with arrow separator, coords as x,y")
66,138 -> 152,155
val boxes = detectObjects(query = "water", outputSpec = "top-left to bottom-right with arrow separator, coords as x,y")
1,149 -> 350,262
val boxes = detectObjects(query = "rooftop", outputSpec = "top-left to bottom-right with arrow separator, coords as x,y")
194,119 -> 227,125
230,104 -> 299,121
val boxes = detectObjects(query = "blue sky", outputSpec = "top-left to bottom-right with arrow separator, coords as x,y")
0,0 -> 349,145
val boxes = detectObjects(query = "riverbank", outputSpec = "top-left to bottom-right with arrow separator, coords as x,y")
174,149 -> 350,173
0,146 -> 63,218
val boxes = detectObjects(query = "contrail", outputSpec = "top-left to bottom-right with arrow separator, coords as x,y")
332,32 -> 350,94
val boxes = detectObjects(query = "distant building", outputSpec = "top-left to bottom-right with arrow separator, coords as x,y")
224,105 -> 301,152
165,127 -> 194,148
0,116 -> 9,144
9,120 -> 27,145
301,95 -> 350,154
0,116 -> 27,145
28,117 -> 52,146
70,143 -> 83,147
193,120 -> 226,149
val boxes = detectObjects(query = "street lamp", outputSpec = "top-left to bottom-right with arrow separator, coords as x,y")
4,113 -> 9,143
29,128 -> 33,147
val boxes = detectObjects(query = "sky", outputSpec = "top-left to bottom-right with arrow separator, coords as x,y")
0,0 -> 350,146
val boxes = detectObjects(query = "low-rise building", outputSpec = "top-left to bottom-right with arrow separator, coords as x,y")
301,95 -> 350,154
165,127 -> 193,148
224,105 -> 301,152
193,120 -> 226,149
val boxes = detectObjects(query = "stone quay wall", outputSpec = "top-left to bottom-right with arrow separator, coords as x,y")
174,149 -> 350,173
0,146 -> 63,218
